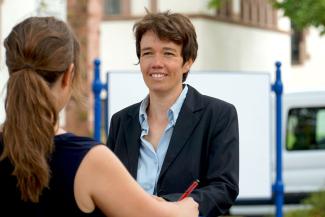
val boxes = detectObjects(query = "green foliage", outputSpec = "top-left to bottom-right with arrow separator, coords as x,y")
285,209 -> 310,217
304,190 -> 325,216
207,0 -> 226,9
273,0 -> 325,34
284,190 -> 325,217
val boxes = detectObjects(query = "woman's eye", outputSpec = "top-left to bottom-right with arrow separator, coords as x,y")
142,52 -> 152,56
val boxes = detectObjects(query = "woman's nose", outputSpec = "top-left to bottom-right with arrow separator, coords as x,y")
151,55 -> 163,68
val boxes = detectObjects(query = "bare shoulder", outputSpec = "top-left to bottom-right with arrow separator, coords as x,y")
80,144 -> 126,177
85,144 -> 117,163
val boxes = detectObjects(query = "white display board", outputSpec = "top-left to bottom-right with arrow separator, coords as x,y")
107,71 -> 272,200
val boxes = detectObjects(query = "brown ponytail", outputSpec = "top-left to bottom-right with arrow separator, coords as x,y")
0,17 -> 80,202
2,69 -> 57,202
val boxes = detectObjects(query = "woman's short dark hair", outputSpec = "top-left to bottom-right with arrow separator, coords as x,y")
133,11 -> 198,82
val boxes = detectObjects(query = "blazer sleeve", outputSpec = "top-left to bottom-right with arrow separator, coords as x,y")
162,104 -> 239,217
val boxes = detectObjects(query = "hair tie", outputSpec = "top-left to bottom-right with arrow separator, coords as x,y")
22,64 -> 34,70
12,64 -> 36,74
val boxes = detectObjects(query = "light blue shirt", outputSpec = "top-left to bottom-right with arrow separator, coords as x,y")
137,85 -> 188,194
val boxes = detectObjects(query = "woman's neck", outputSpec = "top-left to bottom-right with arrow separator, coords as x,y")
54,124 -> 67,135
148,86 -> 183,119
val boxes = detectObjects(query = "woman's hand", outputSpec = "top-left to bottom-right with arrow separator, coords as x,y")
175,197 -> 199,217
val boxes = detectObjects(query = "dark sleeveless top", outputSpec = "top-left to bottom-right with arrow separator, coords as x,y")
0,133 -> 105,217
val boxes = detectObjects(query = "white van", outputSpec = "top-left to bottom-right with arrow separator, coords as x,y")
283,92 -> 325,197
231,90 -> 325,216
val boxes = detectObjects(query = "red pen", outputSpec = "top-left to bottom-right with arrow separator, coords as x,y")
178,179 -> 200,201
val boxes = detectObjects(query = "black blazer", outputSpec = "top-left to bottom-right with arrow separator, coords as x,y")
107,85 -> 239,217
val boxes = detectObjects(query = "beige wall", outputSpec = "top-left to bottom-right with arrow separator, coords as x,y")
192,19 -> 290,74
289,28 -> 325,92
131,0 -> 149,15
100,20 -> 138,73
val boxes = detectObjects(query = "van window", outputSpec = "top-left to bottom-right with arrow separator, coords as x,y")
286,107 -> 325,151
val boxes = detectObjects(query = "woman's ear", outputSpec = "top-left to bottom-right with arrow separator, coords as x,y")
183,59 -> 193,73
61,63 -> 74,88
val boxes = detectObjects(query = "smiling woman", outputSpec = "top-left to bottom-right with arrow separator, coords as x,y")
107,11 -> 239,217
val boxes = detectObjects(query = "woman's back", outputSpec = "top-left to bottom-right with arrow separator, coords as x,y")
0,133 -> 104,217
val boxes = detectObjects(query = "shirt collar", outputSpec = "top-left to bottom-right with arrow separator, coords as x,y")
138,85 -> 188,126
139,95 -> 149,126
168,85 -> 188,125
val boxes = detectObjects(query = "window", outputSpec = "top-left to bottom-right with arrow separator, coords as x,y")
104,0 -> 121,15
240,0 -> 277,27
291,23 -> 308,65
103,0 -> 130,16
286,107 -> 325,151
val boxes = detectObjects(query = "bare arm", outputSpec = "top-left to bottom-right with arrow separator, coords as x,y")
74,145 -> 198,217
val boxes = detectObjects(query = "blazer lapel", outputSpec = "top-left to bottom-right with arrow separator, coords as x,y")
159,86 -> 203,179
124,106 -> 141,179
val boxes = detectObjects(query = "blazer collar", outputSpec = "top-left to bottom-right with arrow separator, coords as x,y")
159,85 -> 205,179
125,103 -> 142,178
